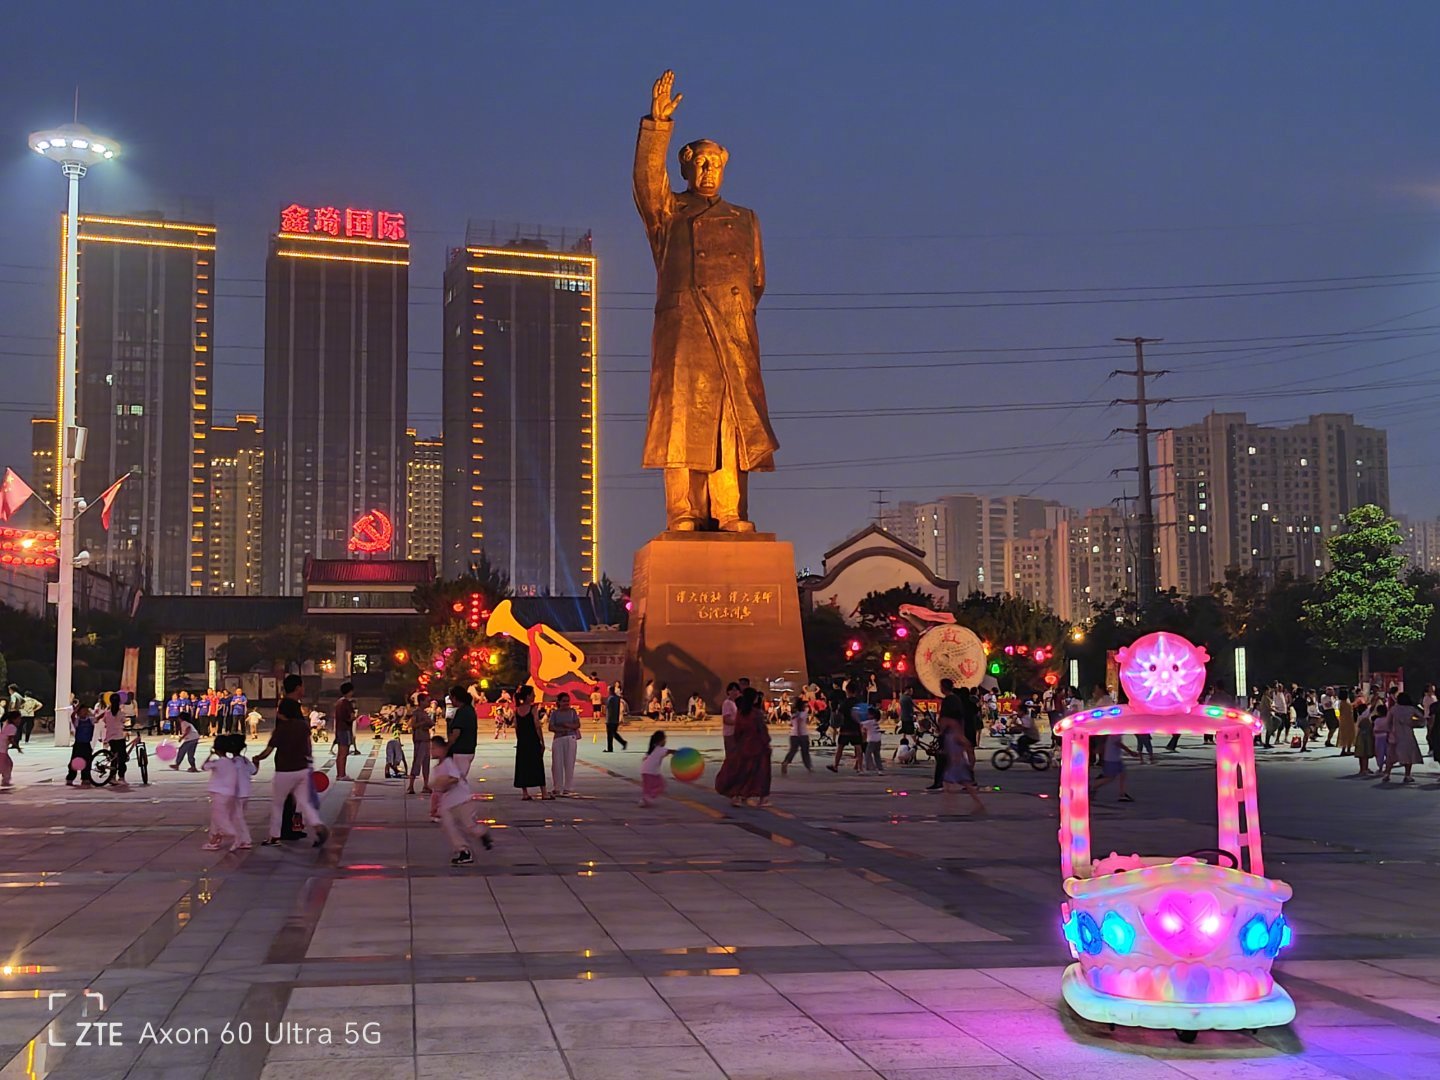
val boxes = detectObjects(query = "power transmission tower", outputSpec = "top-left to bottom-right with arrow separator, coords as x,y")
871,489 -> 889,526
1112,338 -> 1169,611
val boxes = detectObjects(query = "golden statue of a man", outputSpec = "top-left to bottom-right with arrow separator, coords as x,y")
635,70 -> 779,533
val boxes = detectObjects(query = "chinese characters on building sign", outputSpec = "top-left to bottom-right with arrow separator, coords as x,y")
666,586 -> 781,626
280,204 -> 406,241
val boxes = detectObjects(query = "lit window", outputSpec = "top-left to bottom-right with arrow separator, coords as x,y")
1248,446 -> 1257,455
1299,458 -> 1308,466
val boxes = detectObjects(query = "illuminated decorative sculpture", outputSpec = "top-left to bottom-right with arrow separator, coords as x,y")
348,509 -> 394,554
1056,632 -> 1294,1041
486,599 -> 600,701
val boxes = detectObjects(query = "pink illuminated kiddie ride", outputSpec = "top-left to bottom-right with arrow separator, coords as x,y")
1056,632 -> 1294,1042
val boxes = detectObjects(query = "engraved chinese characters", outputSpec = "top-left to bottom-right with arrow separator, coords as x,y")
667,586 -> 781,625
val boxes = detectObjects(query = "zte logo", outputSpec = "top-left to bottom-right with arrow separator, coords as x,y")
46,991 -> 123,1046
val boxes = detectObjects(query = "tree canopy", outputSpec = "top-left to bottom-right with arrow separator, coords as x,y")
1304,504 -> 1432,677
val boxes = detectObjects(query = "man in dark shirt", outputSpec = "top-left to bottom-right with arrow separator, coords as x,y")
255,696 -> 328,847
444,685 -> 478,778
929,679 -> 966,791
273,674 -> 310,841
334,682 -> 356,781
898,690 -> 916,735
604,688 -> 628,751
959,687 -> 983,749
826,684 -> 866,773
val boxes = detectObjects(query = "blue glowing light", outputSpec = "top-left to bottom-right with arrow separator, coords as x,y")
1108,706 -> 1123,716
1091,709 -> 1104,718
1100,911 -> 1136,955
1267,915 -> 1292,956
1075,911 -> 1103,956
1240,915 -> 1270,956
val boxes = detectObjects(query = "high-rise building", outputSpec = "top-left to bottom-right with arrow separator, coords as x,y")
1157,412 -> 1389,595
64,214 -> 216,594
1004,528 -> 1059,611
878,500 -> 921,549
262,203 -> 409,594
915,493 -> 1057,595
29,417 -> 57,520
1398,514 -> 1440,575
441,225 -> 597,595
1056,506 -> 1135,622
405,429 -> 443,563
207,414 -> 263,595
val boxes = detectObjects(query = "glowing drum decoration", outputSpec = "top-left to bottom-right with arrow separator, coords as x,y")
1055,632 -> 1294,1041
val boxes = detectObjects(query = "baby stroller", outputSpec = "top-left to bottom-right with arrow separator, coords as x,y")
813,711 -> 836,747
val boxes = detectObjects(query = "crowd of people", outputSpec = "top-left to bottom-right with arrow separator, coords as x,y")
8,666 -> 1438,871
1249,681 -> 1440,783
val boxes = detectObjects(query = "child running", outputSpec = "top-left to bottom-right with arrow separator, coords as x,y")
639,730 -> 674,807
429,735 -> 492,865
202,734 -> 255,851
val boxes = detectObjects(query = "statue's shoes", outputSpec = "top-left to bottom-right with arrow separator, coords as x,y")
719,520 -> 756,533
670,519 -> 700,532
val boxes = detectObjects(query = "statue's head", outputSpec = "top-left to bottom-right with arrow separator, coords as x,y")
680,138 -> 728,197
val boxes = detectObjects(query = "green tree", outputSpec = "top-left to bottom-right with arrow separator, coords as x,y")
855,585 -> 940,631
801,603 -> 854,683
411,549 -> 514,626
214,636 -> 265,675
257,624 -> 336,674
952,592 -> 1068,691
1304,505 -> 1432,682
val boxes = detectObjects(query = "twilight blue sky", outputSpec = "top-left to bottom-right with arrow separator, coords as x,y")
2,1 -> 1439,578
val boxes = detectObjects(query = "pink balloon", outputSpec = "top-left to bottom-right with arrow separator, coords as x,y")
154,740 -> 178,762
70,756 -> 87,772
312,771 -> 331,793
356,714 -> 371,730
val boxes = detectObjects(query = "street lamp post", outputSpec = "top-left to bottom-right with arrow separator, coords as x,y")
28,123 -> 119,742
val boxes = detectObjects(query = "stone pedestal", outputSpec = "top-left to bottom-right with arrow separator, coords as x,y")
625,532 -> 808,710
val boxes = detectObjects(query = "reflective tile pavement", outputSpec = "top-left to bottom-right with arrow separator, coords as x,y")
4,727 -> 1440,1078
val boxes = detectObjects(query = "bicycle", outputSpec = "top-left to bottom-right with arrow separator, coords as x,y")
89,738 -> 149,786
990,734 -> 1052,771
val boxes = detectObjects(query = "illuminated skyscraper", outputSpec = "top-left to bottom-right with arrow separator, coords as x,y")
405,429 -> 443,563
207,413 -> 264,595
63,214 -> 215,594
1157,412 -> 1390,594
29,417 -> 57,515
441,225 -> 598,595
261,203 -> 409,594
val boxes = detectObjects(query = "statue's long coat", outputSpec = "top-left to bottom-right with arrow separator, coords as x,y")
633,118 -> 779,472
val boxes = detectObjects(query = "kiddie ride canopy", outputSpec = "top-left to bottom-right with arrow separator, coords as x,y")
1056,632 -> 1293,1042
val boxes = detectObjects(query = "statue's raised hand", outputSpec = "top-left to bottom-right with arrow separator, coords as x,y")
650,70 -> 682,122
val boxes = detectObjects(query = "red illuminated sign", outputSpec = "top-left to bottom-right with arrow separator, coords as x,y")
348,509 -> 394,554
280,204 -> 407,241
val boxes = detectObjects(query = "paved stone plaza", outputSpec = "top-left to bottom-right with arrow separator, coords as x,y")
4,727 -> 1440,1079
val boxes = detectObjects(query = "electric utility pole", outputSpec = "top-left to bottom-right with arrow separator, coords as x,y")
1112,338 -> 1168,612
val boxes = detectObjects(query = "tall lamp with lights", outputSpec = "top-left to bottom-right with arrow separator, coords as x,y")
28,123 -> 119,739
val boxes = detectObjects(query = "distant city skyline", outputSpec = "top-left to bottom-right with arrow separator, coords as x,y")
4,4 -> 1440,578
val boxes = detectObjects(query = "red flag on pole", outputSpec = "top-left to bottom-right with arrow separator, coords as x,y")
0,469 -> 35,521
98,474 -> 128,530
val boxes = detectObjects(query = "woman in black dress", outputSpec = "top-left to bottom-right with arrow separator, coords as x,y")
512,686 -> 550,800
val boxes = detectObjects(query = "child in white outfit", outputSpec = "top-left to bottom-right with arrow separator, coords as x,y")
202,733 -> 255,851
429,736 -> 493,865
